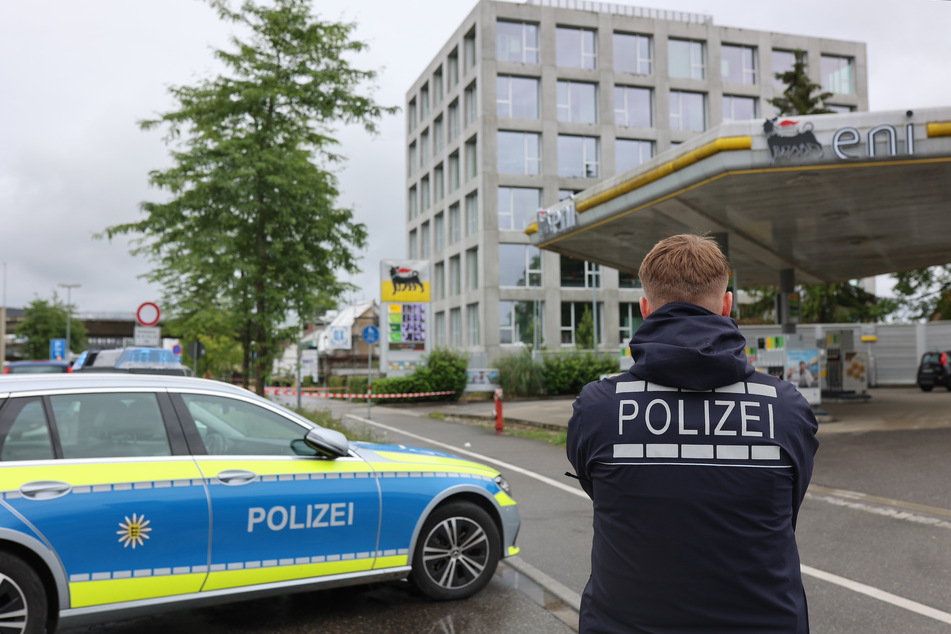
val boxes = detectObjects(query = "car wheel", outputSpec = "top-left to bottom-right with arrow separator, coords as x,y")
410,501 -> 500,601
920,384 -> 934,392
0,553 -> 47,634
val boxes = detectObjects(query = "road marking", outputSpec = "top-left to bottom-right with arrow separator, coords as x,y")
345,414 -> 589,499
801,565 -> 951,625
809,484 -> 951,521
349,413 -> 951,625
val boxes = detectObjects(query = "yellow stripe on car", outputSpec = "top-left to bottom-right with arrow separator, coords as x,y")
70,573 -> 207,608
203,559 -> 375,591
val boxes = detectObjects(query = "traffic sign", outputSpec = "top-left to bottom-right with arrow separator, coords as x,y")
362,325 -> 379,345
50,338 -> 66,361
136,302 -> 161,327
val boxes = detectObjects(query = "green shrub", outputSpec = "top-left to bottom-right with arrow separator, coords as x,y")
327,376 -> 346,388
493,348 -> 546,397
542,352 -> 619,394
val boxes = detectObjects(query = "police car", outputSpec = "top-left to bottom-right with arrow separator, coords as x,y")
0,374 -> 520,633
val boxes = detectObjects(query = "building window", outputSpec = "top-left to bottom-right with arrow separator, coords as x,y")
464,81 -> 478,126
408,98 -> 417,133
616,139 -> 653,173
668,39 -> 705,80
434,262 -> 446,300
723,95 -> 757,121
497,76 -> 539,119
558,135 -> 599,179
498,131 -> 541,175
448,48 -> 459,88
434,163 -> 445,203
560,255 -> 600,288
464,27 -> 477,72
448,152 -> 460,192
466,248 -> 478,290
498,187 -> 541,231
670,91 -> 706,132
557,81 -> 597,124
465,136 -> 478,180
408,229 -> 418,259
465,191 -> 479,236
420,221 -> 431,259
500,244 -> 542,287
500,300 -> 543,346
614,32 -> 652,75
420,175 -> 431,210
420,128 -> 430,166
449,203 -> 461,243
448,100 -> 460,142
467,303 -> 480,346
434,212 -> 445,253
822,54 -> 854,94
433,115 -> 444,153
614,86 -> 652,128
618,270 -> 641,288
435,310 -> 446,346
449,256 -> 461,296
408,186 -> 418,220
556,27 -> 597,69
619,302 -> 644,344
408,142 -> 417,176
561,301 -> 603,346
721,44 -> 757,84
826,104 -> 855,113
433,67 -> 444,105
496,21 -> 539,64
772,49 -> 797,90
420,82 -> 430,119
450,308 -> 463,348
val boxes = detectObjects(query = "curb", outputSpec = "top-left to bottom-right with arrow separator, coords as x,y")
502,556 -> 583,613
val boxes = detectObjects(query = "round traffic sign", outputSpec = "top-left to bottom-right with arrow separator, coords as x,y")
362,325 -> 379,344
136,302 -> 161,327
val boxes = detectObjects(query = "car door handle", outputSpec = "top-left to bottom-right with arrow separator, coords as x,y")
19,480 -> 72,500
216,470 -> 258,486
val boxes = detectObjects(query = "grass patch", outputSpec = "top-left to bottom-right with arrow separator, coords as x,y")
290,407 -> 383,443
426,411 -> 447,420
481,423 -> 567,447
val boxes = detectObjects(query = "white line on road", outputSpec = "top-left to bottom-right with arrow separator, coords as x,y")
801,565 -> 951,625
349,413 -> 951,626
345,414 -> 589,499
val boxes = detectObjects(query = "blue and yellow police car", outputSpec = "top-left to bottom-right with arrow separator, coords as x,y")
0,374 -> 520,633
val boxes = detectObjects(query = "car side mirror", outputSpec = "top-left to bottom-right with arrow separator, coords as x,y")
301,427 -> 349,458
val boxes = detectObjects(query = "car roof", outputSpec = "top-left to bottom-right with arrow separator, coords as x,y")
0,373 -> 256,399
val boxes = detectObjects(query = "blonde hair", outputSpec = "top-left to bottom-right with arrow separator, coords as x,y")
638,234 -> 731,311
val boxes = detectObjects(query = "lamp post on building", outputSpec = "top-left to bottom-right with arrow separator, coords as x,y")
58,283 -> 80,357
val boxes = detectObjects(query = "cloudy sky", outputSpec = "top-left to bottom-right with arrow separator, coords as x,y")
2,0 -> 949,316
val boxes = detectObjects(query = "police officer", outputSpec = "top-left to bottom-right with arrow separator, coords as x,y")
567,234 -> 819,633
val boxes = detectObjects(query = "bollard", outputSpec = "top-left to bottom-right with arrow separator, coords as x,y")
494,387 -> 504,434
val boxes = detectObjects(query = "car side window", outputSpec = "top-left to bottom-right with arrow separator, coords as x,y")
49,393 -> 171,459
180,394 -> 307,456
0,397 -> 55,461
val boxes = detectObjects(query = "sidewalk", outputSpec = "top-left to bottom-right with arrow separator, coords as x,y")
393,387 -> 951,436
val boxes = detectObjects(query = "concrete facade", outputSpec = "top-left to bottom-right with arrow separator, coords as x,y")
406,0 -> 868,365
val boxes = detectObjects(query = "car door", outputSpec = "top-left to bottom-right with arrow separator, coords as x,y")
0,391 -> 210,609
172,391 -> 381,592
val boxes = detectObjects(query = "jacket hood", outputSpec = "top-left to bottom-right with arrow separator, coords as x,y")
628,302 -> 753,391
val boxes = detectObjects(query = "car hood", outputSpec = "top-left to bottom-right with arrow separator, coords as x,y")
350,441 -> 499,477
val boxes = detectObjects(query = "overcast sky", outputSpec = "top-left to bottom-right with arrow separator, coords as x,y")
2,0 -> 949,315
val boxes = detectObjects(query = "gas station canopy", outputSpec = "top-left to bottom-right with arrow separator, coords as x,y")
528,107 -> 951,287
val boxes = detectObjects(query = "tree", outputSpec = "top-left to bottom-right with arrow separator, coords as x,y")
102,0 -> 395,395
769,49 -> 833,116
575,306 -> 595,349
889,266 -> 951,321
16,295 -> 87,359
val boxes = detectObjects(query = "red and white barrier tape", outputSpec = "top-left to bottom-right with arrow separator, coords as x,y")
265,388 -> 455,399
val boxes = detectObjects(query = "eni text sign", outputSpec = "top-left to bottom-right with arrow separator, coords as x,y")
380,259 -> 431,378
381,260 -> 431,303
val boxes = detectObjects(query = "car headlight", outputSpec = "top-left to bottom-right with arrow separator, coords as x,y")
494,475 -> 512,496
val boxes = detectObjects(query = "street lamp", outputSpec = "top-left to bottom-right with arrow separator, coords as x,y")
58,283 -> 80,357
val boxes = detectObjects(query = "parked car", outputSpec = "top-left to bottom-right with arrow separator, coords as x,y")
71,347 -> 190,376
0,373 -> 520,632
916,351 -> 951,391
3,360 -> 72,374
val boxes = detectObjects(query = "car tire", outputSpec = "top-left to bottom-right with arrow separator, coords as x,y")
0,553 -> 47,634
920,384 -> 934,392
409,501 -> 500,601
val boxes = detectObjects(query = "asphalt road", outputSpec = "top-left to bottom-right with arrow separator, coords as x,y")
64,395 -> 951,633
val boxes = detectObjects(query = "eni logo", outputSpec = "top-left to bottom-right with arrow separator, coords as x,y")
117,513 -> 152,549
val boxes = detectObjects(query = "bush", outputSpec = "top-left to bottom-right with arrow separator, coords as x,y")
344,348 -> 469,403
542,352 -> 619,395
493,348 -> 546,398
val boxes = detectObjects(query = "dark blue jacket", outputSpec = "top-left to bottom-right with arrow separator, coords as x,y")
567,302 -> 819,633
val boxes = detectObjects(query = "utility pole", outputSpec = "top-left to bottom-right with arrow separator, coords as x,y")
58,283 -> 81,358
